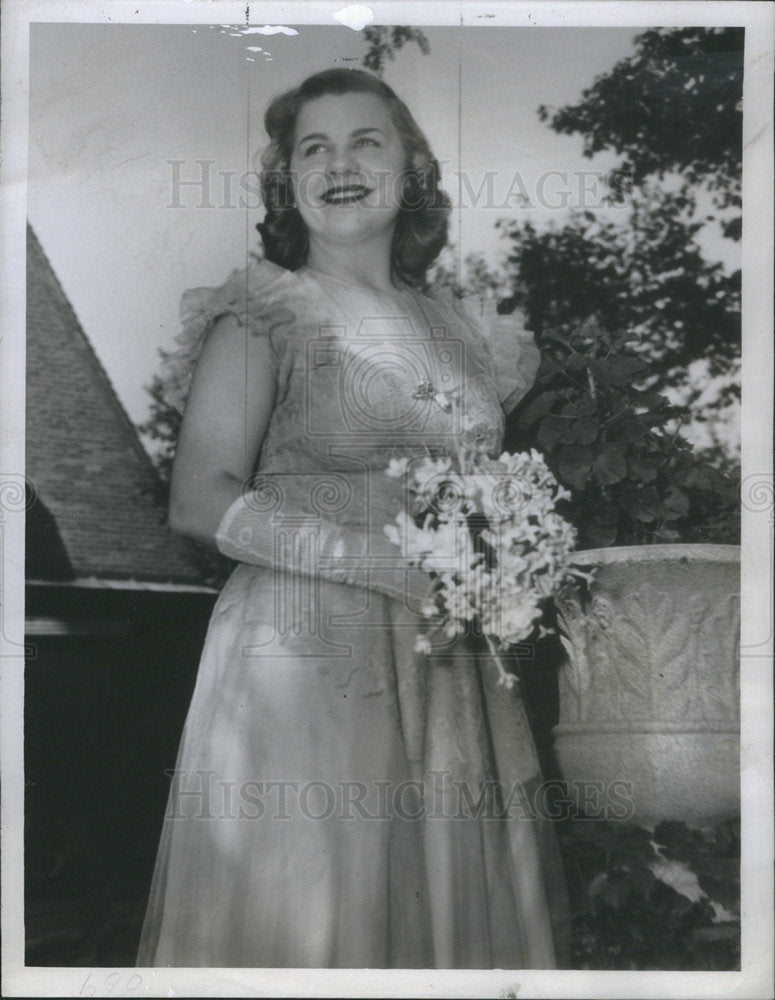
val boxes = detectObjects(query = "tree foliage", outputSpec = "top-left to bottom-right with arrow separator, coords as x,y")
426,247 -> 511,299
498,186 -> 740,384
559,816 -> 740,970
361,26 -> 430,76
538,27 -> 743,236
512,318 -> 739,548
510,27 -> 743,468
137,350 -> 180,489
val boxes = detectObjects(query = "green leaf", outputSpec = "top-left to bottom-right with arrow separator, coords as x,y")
592,443 -> 628,484
535,358 -> 562,380
653,527 -> 681,542
628,454 -> 658,482
599,875 -> 629,910
537,415 -> 567,450
591,356 -> 648,385
696,866 -> 740,911
558,424 -> 580,445
623,485 -> 661,522
629,863 -> 658,900
685,464 -> 718,490
557,418 -> 591,444
609,329 -> 639,353
557,444 -> 594,489
662,485 -> 690,520
585,516 -> 619,548
604,409 -> 640,436
518,390 -> 558,429
562,398 -> 597,417
653,821 -> 694,854
542,331 -> 575,349
571,416 -> 600,444
635,390 -> 672,411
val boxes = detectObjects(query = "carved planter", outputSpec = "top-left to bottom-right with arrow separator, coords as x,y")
553,544 -> 740,829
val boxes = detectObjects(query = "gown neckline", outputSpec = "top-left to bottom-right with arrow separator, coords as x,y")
297,265 -> 416,301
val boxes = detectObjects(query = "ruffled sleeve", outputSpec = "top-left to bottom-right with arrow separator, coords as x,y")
160,256 -> 298,414
432,287 -> 541,414
458,294 -> 541,412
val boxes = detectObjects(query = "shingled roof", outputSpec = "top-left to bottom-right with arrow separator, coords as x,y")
26,224 -> 210,588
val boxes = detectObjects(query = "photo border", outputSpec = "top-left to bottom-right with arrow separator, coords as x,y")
2,2 -> 772,997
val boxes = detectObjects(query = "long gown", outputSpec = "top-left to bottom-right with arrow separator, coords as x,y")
136,258 -> 570,968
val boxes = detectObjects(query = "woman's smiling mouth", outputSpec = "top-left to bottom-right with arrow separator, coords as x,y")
321,184 -> 373,205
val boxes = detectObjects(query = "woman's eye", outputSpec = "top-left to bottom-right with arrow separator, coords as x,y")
303,142 -> 327,156
354,136 -> 380,149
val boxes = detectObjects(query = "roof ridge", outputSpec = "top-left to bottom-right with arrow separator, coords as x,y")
26,224 -> 164,492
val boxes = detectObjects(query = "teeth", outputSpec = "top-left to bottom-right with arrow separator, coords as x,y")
323,187 -> 369,203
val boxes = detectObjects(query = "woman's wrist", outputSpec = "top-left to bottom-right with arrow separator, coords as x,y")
214,489 -> 435,609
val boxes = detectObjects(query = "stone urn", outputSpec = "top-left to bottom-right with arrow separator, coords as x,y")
553,544 -> 740,829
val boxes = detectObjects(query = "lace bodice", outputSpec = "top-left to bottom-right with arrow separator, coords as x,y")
163,257 -> 541,531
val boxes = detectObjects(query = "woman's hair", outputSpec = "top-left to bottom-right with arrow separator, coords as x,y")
257,68 -> 451,288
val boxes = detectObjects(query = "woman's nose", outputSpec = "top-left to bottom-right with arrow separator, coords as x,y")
326,144 -> 358,174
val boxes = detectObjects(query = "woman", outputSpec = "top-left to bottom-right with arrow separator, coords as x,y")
138,68 -> 568,969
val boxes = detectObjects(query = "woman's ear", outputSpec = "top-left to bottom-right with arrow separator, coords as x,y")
411,152 -> 430,174
411,152 -> 433,193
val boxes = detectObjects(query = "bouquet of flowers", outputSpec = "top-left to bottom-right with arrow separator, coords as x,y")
384,445 -> 582,688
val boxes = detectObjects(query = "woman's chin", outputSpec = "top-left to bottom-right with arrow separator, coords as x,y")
306,214 -> 397,246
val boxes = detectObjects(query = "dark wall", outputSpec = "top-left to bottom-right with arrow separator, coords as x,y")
24,587 -> 216,966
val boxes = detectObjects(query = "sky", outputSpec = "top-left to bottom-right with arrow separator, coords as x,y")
26,20 -> 712,432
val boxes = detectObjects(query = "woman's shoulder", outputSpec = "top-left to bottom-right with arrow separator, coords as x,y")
163,256 -> 311,414
179,256 -> 307,325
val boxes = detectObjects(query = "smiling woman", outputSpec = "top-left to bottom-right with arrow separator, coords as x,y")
136,67 -> 564,970
258,69 -> 451,290
291,93 -> 408,286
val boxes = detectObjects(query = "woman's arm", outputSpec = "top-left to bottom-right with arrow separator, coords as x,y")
168,313 -> 277,548
169,309 -> 435,609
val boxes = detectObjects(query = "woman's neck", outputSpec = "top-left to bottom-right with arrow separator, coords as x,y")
305,234 -> 396,293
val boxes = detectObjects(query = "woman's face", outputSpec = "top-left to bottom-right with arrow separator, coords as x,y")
289,91 -> 407,249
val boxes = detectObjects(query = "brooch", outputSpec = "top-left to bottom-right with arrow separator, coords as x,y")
413,376 -> 452,413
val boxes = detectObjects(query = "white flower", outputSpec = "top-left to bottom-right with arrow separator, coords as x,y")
385,456 -> 410,479
709,900 -> 737,923
414,634 -> 433,655
651,848 -> 737,922
384,447 -> 577,682
650,856 -> 705,904
383,523 -> 401,546
408,455 -> 452,490
489,601 -> 541,644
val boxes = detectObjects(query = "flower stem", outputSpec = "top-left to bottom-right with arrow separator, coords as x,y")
484,634 -> 518,689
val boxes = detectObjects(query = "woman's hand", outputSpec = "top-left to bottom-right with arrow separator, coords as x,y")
168,313 -> 277,548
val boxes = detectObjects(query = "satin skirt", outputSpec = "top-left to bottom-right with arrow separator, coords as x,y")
137,564 -> 569,967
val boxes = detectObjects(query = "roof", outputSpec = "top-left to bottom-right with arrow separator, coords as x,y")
26,224 -> 210,587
